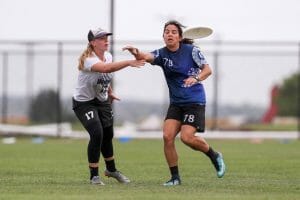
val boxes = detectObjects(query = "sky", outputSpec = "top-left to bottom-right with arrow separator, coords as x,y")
1,0 -> 300,41
0,0 -> 300,107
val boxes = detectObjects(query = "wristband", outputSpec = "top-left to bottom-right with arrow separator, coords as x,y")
193,75 -> 201,82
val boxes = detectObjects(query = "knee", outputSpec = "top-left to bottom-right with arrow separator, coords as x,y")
163,131 -> 175,144
180,134 -> 192,145
103,126 -> 114,141
86,121 -> 103,142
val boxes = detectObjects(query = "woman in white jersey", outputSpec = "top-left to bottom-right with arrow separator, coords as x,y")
72,27 -> 145,185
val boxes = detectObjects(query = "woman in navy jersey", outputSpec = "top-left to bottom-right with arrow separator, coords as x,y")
123,20 -> 225,186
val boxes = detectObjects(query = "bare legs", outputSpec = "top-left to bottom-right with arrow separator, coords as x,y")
163,119 -> 210,168
163,119 -> 181,167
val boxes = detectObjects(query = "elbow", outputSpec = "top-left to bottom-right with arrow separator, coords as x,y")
206,67 -> 212,77
208,69 -> 212,76
100,66 -> 114,73
102,68 -> 112,73
92,63 -> 114,73
202,64 -> 212,77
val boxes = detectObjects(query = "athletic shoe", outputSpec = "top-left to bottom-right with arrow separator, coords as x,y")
104,170 -> 130,183
215,152 -> 226,178
90,176 -> 105,185
163,177 -> 181,186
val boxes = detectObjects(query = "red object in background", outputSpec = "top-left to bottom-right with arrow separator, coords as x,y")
261,85 -> 279,123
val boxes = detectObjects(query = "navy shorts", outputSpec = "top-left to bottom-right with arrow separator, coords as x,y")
165,104 -> 205,132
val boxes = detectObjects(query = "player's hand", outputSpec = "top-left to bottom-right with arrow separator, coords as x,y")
183,77 -> 198,87
129,59 -> 145,68
108,93 -> 120,103
123,46 -> 139,57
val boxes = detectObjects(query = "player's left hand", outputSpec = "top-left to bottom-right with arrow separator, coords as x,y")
122,45 -> 139,57
108,93 -> 120,103
183,77 -> 198,87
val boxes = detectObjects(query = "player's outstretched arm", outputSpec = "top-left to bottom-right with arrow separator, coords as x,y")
123,46 -> 154,63
91,59 -> 145,73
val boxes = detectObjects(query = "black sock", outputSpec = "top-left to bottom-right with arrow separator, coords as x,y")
105,159 -> 116,172
205,147 -> 218,159
205,147 -> 219,170
89,166 -> 99,180
170,166 -> 180,179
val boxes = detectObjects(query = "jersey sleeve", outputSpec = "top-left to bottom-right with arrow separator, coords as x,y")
192,46 -> 208,69
150,49 -> 163,66
83,56 -> 101,71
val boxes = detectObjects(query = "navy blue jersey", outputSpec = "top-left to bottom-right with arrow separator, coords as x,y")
151,43 -> 208,105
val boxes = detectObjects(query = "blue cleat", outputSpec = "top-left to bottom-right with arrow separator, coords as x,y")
163,176 -> 181,186
216,152 -> 226,178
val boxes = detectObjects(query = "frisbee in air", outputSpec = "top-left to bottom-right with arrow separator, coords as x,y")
183,27 -> 213,39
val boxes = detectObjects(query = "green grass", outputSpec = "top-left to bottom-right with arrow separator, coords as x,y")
240,123 -> 298,131
0,138 -> 299,200
72,121 -> 299,131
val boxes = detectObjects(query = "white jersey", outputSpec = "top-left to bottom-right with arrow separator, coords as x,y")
73,51 -> 113,102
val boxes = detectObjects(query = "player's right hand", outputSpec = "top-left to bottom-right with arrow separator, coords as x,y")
129,59 -> 145,68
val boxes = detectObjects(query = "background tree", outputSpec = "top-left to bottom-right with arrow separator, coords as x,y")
276,72 -> 299,117
29,89 -> 59,123
28,89 -> 76,123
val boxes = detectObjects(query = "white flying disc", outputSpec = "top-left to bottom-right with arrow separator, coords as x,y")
183,27 -> 213,39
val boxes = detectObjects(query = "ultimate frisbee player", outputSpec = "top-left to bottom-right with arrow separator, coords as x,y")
123,20 -> 226,186
72,27 -> 145,185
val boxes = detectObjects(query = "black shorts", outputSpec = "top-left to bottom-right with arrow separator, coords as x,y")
165,104 -> 205,132
72,98 -> 113,128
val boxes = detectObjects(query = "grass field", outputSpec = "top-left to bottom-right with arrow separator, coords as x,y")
0,137 -> 299,200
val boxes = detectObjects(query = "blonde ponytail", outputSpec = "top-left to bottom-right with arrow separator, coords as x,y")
78,44 -> 94,70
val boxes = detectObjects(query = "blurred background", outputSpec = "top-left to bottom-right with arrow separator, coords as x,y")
0,0 -> 299,139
